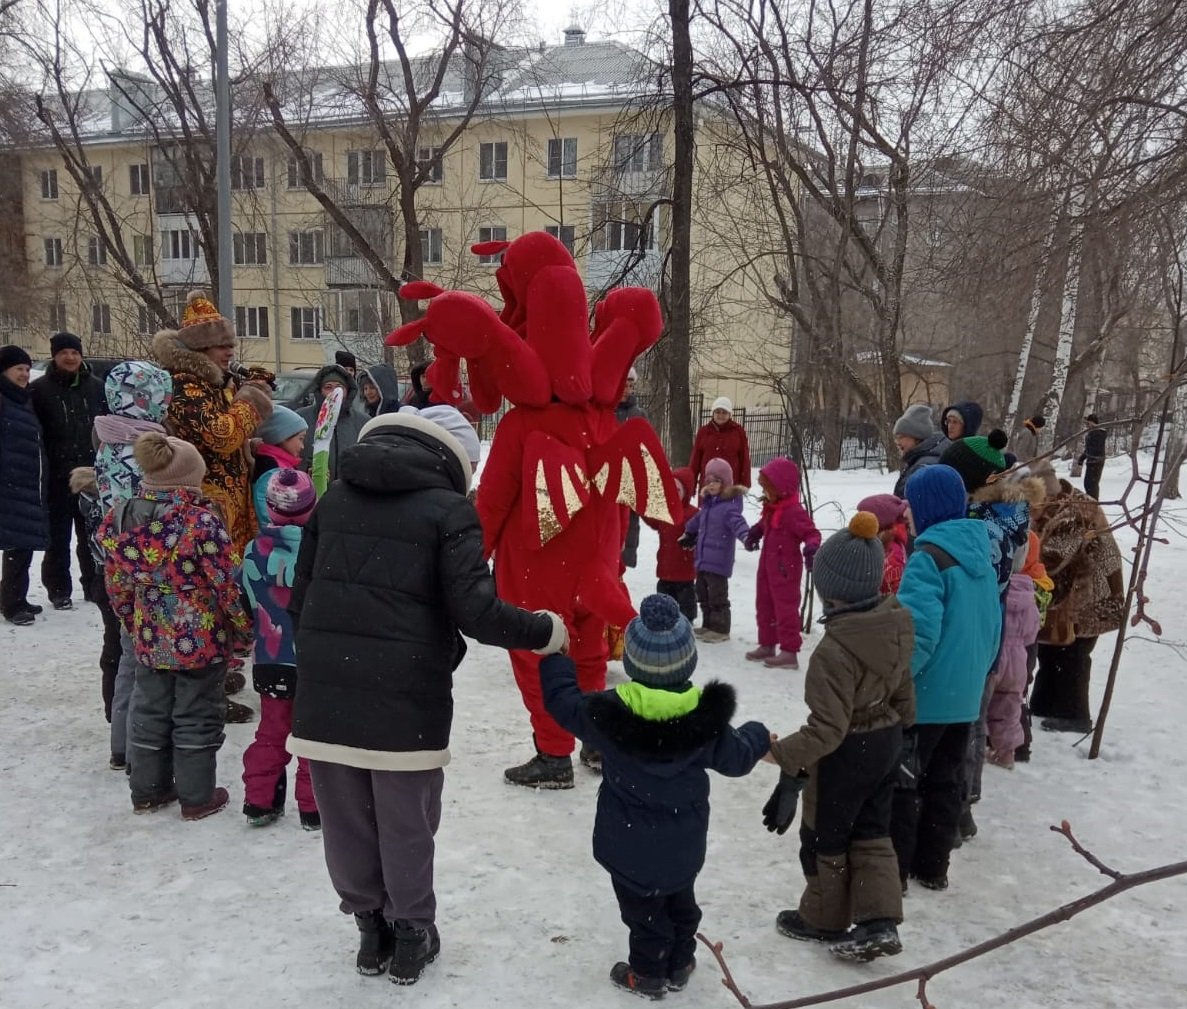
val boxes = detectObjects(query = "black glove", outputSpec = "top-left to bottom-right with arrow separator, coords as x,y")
676,533 -> 696,550
895,732 -> 920,791
761,773 -> 806,835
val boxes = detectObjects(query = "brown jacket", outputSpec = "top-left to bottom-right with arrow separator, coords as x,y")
770,596 -> 915,775
1033,479 -> 1124,643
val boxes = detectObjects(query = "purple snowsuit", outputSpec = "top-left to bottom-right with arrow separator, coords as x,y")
683,487 -> 749,577
986,573 -> 1041,755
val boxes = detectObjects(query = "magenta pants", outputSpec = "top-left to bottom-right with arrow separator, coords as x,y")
242,695 -> 316,813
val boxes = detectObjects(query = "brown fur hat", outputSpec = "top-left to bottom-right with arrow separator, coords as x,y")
174,290 -> 235,351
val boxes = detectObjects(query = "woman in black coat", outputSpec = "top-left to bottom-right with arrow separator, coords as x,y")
286,407 -> 567,984
0,346 -> 49,625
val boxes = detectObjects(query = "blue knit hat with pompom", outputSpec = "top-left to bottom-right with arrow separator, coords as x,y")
623,594 -> 698,689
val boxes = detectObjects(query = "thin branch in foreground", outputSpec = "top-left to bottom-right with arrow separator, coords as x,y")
698,822 -> 1187,1009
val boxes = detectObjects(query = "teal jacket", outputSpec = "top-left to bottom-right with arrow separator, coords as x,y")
896,518 -> 1001,725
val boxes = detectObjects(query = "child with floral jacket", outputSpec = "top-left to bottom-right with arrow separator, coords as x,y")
99,432 -> 248,820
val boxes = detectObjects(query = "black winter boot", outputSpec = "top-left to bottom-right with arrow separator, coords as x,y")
354,910 -> 394,976
609,961 -> 666,1000
579,745 -> 603,774
389,921 -> 440,985
504,750 -> 574,789
666,958 -> 696,992
775,909 -> 847,943
829,919 -> 902,962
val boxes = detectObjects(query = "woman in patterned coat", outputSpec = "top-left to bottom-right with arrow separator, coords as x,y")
151,292 -> 272,555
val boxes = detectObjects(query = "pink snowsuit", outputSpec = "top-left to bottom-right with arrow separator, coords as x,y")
986,573 -> 1041,754
751,458 -> 820,654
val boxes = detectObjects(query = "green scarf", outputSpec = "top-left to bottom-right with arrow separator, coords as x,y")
615,681 -> 701,722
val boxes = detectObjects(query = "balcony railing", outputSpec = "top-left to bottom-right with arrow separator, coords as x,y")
325,256 -> 384,288
321,177 -> 391,206
585,249 -> 662,292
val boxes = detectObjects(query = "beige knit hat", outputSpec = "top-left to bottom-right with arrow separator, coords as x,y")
133,432 -> 207,490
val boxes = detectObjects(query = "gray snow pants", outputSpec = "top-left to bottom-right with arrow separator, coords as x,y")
309,761 -> 444,928
128,662 -> 226,808
110,629 -> 137,761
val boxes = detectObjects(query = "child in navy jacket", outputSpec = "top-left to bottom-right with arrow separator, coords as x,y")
540,594 -> 770,999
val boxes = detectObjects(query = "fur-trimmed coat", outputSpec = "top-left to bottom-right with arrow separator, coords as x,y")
152,331 -> 266,555
683,486 -> 750,578
969,477 -> 1045,596
1033,479 -> 1124,643
540,654 -> 770,896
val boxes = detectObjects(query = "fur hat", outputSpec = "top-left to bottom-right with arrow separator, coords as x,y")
265,468 -> 317,526
711,396 -> 733,415
133,431 -> 206,490
905,464 -> 968,534
175,291 -> 235,351
940,429 -> 1009,493
813,512 -> 885,615
703,457 -> 733,486
857,493 -> 908,531
0,344 -> 32,372
893,404 -> 936,441
50,331 -> 83,356
623,594 -> 698,689
256,405 -> 307,446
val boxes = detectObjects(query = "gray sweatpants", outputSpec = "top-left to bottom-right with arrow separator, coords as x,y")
129,663 -> 226,808
110,628 -> 137,760
309,762 -> 444,928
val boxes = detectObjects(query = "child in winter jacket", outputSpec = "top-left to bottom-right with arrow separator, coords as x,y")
680,456 -> 750,643
892,464 -> 1000,892
985,547 -> 1041,769
1014,530 -> 1054,762
644,465 -> 698,622
239,468 -> 319,829
857,494 -> 908,595
92,360 -> 173,770
766,512 -> 915,962
744,457 -> 821,668
99,432 -> 249,821
540,593 -> 770,998
251,405 -> 308,525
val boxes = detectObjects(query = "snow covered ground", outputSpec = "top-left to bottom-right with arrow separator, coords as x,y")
2,457 -> 1185,1009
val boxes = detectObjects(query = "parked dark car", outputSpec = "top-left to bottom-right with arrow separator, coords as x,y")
272,369 -> 322,410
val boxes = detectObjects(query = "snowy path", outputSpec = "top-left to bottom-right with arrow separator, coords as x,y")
2,461 -> 1184,1008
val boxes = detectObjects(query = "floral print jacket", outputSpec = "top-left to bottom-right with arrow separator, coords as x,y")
99,488 -> 249,670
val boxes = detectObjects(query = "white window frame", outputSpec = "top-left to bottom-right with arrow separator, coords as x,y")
234,306 -> 269,339
40,169 -> 58,200
347,149 -> 386,187
44,237 -> 63,267
287,152 -> 323,189
91,302 -> 112,335
612,133 -> 663,173
233,232 -> 268,266
129,163 -> 150,196
161,229 -> 198,261
417,146 -> 443,183
133,234 -> 154,268
420,227 -> 443,265
83,165 -> 103,188
49,302 -> 67,331
591,200 -> 657,253
87,236 -> 107,266
477,225 -> 507,264
230,155 -> 265,191
547,137 -> 578,178
544,224 -> 576,254
288,230 -> 324,266
479,141 -> 508,181
136,305 -> 154,336
290,306 -> 322,340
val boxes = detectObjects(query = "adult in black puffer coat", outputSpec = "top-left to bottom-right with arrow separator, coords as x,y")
1,346 -> 49,625
286,407 -> 566,979
29,333 -> 105,606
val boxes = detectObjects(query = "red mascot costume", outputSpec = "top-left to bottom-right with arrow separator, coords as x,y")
387,231 -> 681,788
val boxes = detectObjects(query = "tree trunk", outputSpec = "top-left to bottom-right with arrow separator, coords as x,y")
665,0 -> 695,464
1162,380 -> 1187,499
1038,193 -> 1085,454
821,376 -> 843,470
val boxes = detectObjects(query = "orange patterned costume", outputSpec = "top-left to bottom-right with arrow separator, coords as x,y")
388,232 -> 680,758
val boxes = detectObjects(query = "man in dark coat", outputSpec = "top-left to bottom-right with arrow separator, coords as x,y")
1,345 -> 50,625
1079,414 -> 1107,500
29,332 -> 106,609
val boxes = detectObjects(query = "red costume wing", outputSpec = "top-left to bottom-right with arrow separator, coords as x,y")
588,418 -> 683,527
521,431 -> 594,549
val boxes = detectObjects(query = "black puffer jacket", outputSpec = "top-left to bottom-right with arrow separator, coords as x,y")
287,412 -> 561,770
0,374 -> 48,550
30,362 -> 105,482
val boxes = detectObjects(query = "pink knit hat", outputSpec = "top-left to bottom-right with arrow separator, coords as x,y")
703,457 -> 733,486
856,493 -> 908,531
265,468 -> 317,526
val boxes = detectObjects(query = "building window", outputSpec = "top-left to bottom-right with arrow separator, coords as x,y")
129,163 -> 150,196
44,237 -> 63,267
287,152 -> 323,189
136,305 -> 155,336
544,224 -> 576,254
161,229 -> 198,260
235,306 -> 269,339
416,146 -> 443,183
347,150 -> 386,187
83,165 -> 103,188
290,306 -> 321,340
230,155 -> 265,191
133,234 -> 154,268
90,302 -> 112,335
547,138 -> 577,178
288,230 -> 324,265
40,169 -> 58,199
233,232 -> 268,266
612,133 -> 662,173
591,200 -> 656,252
479,141 -> 508,181
87,237 -> 108,266
477,225 -> 507,264
420,227 -> 443,265
49,302 -> 67,331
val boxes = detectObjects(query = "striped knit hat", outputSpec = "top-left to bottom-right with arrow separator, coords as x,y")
623,594 -> 698,689
265,468 -> 317,526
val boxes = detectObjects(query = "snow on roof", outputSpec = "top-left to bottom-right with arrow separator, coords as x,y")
855,350 -> 951,368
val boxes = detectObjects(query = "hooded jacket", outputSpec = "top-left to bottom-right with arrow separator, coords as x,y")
893,431 -> 949,498
769,597 -> 915,775
0,372 -> 48,551
941,401 -> 983,438
287,413 -> 560,771
540,653 -> 770,896
750,457 -> 820,572
296,363 -> 367,480
645,465 -> 698,582
896,517 -> 1002,724
683,485 -> 749,578
29,361 -> 106,482
689,416 -> 751,488
986,573 -> 1041,753
359,363 -> 402,418
93,361 -> 172,514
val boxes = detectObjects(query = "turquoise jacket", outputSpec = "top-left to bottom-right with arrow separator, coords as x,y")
896,518 -> 1001,725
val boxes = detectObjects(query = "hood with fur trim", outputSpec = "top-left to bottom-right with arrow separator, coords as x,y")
585,680 -> 736,763
152,330 -> 227,388
972,476 -> 1046,508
